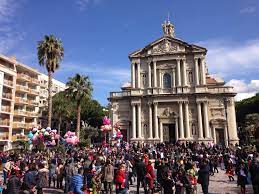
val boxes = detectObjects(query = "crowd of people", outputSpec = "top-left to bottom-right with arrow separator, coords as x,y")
0,141 -> 259,194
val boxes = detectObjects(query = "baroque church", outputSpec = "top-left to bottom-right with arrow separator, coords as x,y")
108,20 -> 239,146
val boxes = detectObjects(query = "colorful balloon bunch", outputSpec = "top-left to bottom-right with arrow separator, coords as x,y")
112,122 -> 123,140
28,127 -> 60,146
64,131 -> 79,145
100,116 -> 112,132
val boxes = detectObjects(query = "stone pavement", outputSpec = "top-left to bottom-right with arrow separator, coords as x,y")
44,169 -> 254,194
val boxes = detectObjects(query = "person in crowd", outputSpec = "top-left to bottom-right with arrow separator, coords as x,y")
146,160 -> 155,192
56,160 -> 64,189
135,156 -> 147,194
198,160 -> 210,194
226,160 -> 235,181
115,164 -> 128,194
49,159 -> 57,188
104,160 -> 114,194
236,161 -> 248,194
250,155 -> 259,194
64,159 -> 76,193
70,168 -> 84,194
23,163 -> 37,192
3,158 -> 12,185
6,169 -> 21,194
37,162 -> 49,194
162,170 -> 175,194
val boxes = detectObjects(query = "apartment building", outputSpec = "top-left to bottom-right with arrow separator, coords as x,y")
0,54 -> 65,151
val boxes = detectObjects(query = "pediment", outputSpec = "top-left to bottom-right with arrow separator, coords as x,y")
129,36 -> 207,58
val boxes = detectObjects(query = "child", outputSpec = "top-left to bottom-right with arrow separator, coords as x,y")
226,161 -> 235,181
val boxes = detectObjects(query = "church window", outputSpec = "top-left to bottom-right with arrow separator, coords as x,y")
188,71 -> 193,84
163,73 -> 171,88
142,73 -> 147,88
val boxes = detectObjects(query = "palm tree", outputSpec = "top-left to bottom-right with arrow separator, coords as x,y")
37,35 -> 64,127
66,74 -> 93,138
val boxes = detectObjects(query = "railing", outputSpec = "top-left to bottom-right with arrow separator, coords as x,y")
16,85 -> 29,92
208,87 -> 235,93
14,110 -> 27,116
110,91 -> 131,97
0,133 -> 9,140
2,93 -> 12,99
0,120 -> 10,126
26,111 -> 38,117
4,79 -> 13,87
15,97 -> 28,104
30,77 -> 40,84
17,73 -> 30,81
25,123 -> 36,129
13,122 -> 26,128
28,88 -> 39,95
12,135 -> 27,141
28,100 -> 39,106
1,106 -> 11,112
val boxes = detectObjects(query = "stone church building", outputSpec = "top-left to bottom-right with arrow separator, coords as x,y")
108,20 -> 239,146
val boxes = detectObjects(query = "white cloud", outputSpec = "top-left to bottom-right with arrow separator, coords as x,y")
0,0 -> 24,54
198,39 -> 259,79
240,6 -> 256,14
226,79 -> 259,101
76,0 -> 102,11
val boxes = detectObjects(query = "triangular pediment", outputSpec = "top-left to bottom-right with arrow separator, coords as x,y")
129,36 -> 207,58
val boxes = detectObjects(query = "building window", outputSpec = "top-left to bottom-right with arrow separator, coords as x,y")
163,73 -> 171,88
142,73 -> 147,88
188,71 -> 193,84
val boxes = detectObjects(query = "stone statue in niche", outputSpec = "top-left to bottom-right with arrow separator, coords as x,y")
192,122 -> 198,136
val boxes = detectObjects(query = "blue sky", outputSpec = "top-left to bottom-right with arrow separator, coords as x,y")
0,0 -> 259,105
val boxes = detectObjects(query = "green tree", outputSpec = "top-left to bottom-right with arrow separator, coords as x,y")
66,74 -> 93,138
37,35 -> 64,127
79,122 -> 99,145
52,91 -> 70,139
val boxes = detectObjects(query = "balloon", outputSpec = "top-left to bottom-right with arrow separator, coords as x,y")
46,127 -> 51,131
28,140 -> 32,144
55,134 -> 60,140
28,132 -> 33,139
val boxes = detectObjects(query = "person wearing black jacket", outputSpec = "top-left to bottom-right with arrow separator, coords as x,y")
135,156 -> 147,194
198,160 -> 210,194
250,156 -> 259,194
6,169 -> 21,194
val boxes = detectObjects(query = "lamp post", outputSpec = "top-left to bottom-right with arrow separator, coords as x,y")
222,97 -> 230,146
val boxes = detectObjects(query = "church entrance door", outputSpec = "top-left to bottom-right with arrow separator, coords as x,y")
215,128 -> 225,145
163,124 -> 175,143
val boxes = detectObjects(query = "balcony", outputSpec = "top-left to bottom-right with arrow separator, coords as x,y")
28,100 -> 39,106
3,80 -> 13,87
28,88 -> 39,96
0,133 -> 9,141
17,73 -> 30,81
15,97 -> 28,104
1,106 -> 11,113
25,123 -> 36,129
13,122 -> 26,128
2,93 -> 12,100
29,77 -> 40,85
208,86 -> 235,94
26,111 -> 38,117
14,110 -> 27,116
12,134 -> 27,141
0,120 -> 10,126
16,85 -> 29,93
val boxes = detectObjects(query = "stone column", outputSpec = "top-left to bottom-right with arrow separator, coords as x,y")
159,121 -> 163,142
178,102 -> 184,139
153,102 -> 159,139
197,102 -> 204,139
227,98 -> 239,143
175,117 -> 179,141
203,102 -> 210,138
148,63 -> 151,88
148,103 -> 153,139
194,58 -> 200,86
153,61 -> 157,87
177,59 -> 181,86
182,59 -> 187,86
201,58 -> 206,85
131,104 -> 136,139
131,63 -> 135,88
184,102 -> 190,139
172,68 -> 176,87
137,103 -> 142,139
158,70 -> 161,88
137,63 -> 141,88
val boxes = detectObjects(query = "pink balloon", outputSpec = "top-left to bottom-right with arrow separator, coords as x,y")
55,134 -> 60,139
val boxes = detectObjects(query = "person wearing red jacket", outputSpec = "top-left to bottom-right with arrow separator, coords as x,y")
146,161 -> 155,191
115,164 -> 128,194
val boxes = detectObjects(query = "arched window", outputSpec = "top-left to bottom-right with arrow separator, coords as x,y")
163,73 -> 172,88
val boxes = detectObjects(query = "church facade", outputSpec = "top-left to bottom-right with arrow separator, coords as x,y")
108,20 -> 239,146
